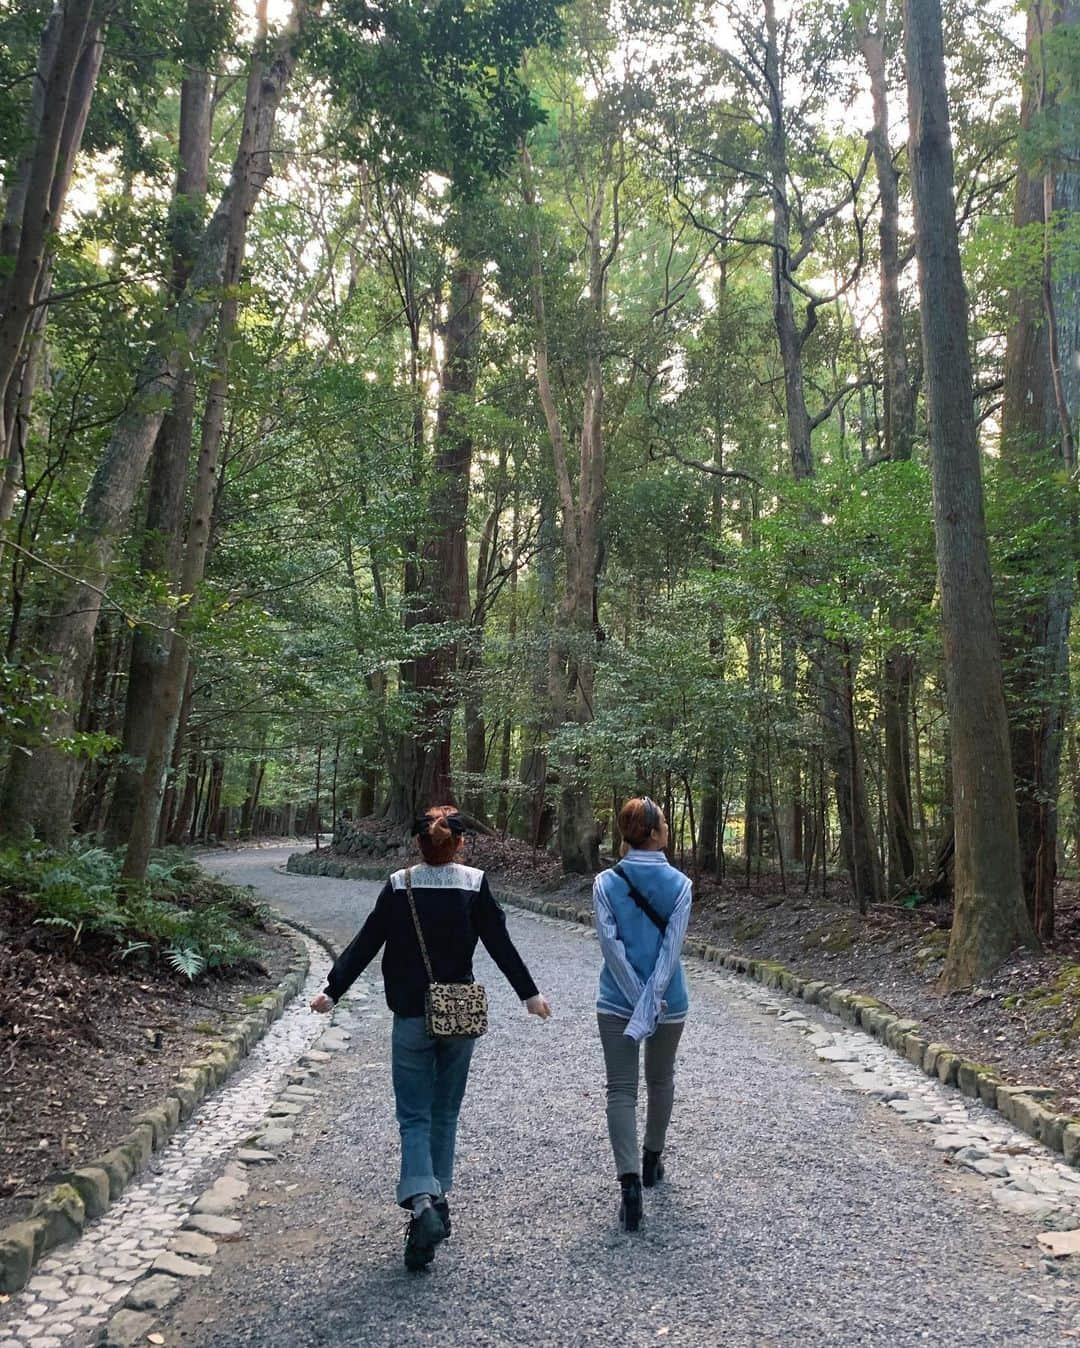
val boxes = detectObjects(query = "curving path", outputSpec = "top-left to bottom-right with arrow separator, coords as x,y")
115,845 -> 1079,1348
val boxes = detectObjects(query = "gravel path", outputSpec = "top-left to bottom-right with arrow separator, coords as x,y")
150,848 -> 1079,1347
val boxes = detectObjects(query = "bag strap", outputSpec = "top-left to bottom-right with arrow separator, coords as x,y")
611,863 -> 668,934
403,867 -> 435,985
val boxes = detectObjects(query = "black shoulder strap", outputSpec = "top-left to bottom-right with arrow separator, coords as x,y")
611,863 -> 668,934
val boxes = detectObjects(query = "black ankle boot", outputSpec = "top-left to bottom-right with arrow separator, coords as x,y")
403,1203 -> 446,1271
642,1148 -> 665,1188
618,1173 -> 643,1232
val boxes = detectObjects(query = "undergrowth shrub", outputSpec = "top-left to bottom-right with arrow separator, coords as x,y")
0,841 -> 269,980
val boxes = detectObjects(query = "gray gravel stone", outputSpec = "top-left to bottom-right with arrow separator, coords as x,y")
932,1133 -> 976,1152
992,1189 -> 1061,1219
170,1232 -> 217,1260
192,1190 -> 237,1215
101,1308 -> 158,1347
845,1073 -> 905,1100
124,1274 -> 182,1311
816,1045 -> 858,1063
973,1158 -> 1010,1179
267,1100 -> 304,1116
151,1252 -> 211,1278
253,1126 -> 294,1149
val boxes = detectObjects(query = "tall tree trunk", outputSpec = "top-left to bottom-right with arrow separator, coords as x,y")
3,3 -> 306,844
904,0 -> 1036,985
829,645 -> 879,913
743,626 -> 760,881
409,261 -> 484,813
343,535 -> 388,817
763,0 -> 883,904
495,498 -> 520,835
159,663 -> 195,842
122,0 -> 292,881
856,7 -> 916,466
0,0 -> 96,449
168,750 -> 201,845
0,10 -> 103,541
699,779 -> 719,874
857,3 -> 918,893
106,56 -> 213,846
1000,0 -> 1079,941
382,219 -> 434,828
521,144 -> 612,874
461,493 -> 503,824
515,507 -> 555,846
201,755 -> 224,842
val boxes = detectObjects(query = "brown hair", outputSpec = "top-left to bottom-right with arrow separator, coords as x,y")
618,796 -> 663,849
416,805 -> 464,865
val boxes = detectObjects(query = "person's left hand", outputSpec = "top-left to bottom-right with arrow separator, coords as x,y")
310,993 -> 334,1014
525,994 -> 552,1019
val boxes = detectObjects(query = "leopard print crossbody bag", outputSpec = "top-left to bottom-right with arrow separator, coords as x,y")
404,867 -> 489,1039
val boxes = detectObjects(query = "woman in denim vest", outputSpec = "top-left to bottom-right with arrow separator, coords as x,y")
312,807 -> 551,1270
593,796 -> 692,1230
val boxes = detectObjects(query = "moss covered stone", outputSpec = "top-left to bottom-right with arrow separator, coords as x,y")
934,1051 -> 960,1087
170,1083 -> 198,1120
956,1061 -> 982,1098
177,1064 -> 212,1097
0,1217 -> 47,1292
132,1104 -> 174,1149
976,1070 -> 1003,1108
124,1122 -> 155,1168
884,1018 -> 921,1052
97,1147 -> 135,1199
904,1033 -> 930,1067
1001,1091 -> 1042,1134
30,1182 -> 85,1251
1041,1111 -> 1067,1154
1064,1122 -> 1080,1168
59,1166 -> 110,1220
921,1042 -> 949,1075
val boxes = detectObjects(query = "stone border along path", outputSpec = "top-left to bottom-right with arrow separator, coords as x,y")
0,933 -> 334,1348
0,924 -> 311,1299
286,851 -> 1080,1172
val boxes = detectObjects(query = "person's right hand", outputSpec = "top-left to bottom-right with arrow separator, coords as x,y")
310,993 -> 334,1014
525,993 -> 552,1019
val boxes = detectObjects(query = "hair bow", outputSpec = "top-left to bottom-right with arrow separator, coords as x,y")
412,811 -> 469,837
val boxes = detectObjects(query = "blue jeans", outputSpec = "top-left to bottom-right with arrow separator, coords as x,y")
391,1015 -> 476,1207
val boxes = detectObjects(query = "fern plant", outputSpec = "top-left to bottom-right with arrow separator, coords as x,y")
167,943 -> 207,980
3,841 -> 266,982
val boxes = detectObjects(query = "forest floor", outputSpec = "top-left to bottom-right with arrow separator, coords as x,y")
0,894 -> 295,1230
330,820 -> 1080,1117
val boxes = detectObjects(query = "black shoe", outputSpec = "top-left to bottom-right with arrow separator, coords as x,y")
618,1173 -> 643,1233
433,1197 -> 451,1237
404,1204 -> 446,1271
642,1148 -> 665,1188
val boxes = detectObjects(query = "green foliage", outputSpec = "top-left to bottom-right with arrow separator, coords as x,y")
307,0 -> 562,192
0,842 -> 263,980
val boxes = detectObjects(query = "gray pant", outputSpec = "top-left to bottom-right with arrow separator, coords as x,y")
597,1013 -> 685,1177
